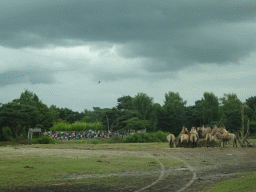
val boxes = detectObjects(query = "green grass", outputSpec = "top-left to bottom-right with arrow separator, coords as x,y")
0,142 -> 196,188
203,172 -> 256,192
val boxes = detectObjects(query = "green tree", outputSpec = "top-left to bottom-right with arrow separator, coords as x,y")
0,102 -> 41,140
200,92 -> 219,125
245,96 -> 256,121
132,93 -> 154,120
219,93 -> 243,132
13,89 -> 54,131
114,109 -> 143,132
122,117 -> 150,134
117,95 -> 133,110
163,92 -> 187,135
184,106 -> 198,129
132,93 -> 157,132
245,96 -> 256,110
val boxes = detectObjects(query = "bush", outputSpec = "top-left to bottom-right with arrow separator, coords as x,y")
123,135 -> 134,143
153,131 -> 169,142
2,126 -> 15,142
107,136 -> 122,143
29,135 -> 56,144
90,138 -> 99,144
18,134 -> 25,141
122,131 -> 169,143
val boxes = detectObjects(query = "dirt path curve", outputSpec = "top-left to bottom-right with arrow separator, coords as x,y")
161,151 -> 197,192
134,152 -> 165,192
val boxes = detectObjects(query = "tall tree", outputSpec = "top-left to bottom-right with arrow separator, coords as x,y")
245,96 -> 256,110
163,92 -> 187,135
219,93 -> 243,132
0,102 -> 41,140
117,95 -> 133,110
13,89 -> 54,131
132,93 -> 156,132
200,92 -> 219,125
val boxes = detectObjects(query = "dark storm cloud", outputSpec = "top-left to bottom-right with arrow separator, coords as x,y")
0,0 -> 255,73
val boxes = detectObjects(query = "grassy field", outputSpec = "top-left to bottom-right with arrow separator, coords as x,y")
202,172 -> 256,192
0,138 -> 256,191
0,142 -> 198,188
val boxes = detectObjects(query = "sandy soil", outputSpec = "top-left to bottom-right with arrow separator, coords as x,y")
1,146 -> 256,192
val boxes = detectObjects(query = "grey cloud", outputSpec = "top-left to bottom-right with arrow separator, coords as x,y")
0,0 -> 255,76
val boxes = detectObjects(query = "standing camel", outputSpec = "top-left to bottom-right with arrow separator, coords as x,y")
190,133 -> 198,148
167,134 -> 176,148
179,134 -> 189,147
179,126 -> 188,136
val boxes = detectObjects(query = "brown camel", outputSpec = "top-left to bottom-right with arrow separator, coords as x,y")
178,134 -> 189,146
167,134 -> 176,148
189,133 -> 198,148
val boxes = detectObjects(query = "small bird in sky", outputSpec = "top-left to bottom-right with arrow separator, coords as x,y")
98,81 -> 100,84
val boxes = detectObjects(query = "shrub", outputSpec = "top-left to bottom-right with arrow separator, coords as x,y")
29,135 -> 55,144
123,135 -> 134,143
107,136 -> 122,143
122,131 -> 170,143
2,126 -> 15,142
153,131 -> 169,142
91,138 -> 99,144
18,134 -> 25,141
29,138 -> 39,144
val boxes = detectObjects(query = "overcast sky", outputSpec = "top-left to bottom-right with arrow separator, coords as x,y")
0,0 -> 255,113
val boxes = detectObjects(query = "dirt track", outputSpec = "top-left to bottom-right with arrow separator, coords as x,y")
1,146 -> 256,192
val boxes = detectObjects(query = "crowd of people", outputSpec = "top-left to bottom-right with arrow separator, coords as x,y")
43,130 -> 135,140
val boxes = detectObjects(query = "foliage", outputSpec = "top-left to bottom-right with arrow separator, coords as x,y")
90,138 -> 100,144
219,93 -> 242,118
80,116 -> 91,123
132,93 -> 154,120
123,131 -> 169,143
245,96 -> 256,110
115,110 -> 143,132
18,134 -> 25,141
123,117 -> 150,132
249,121 -> 256,135
2,126 -> 15,142
0,101 -> 42,140
163,92 -> 187,135
29,135 -> 56,144
200,92 -> 219,125
117,95 -> 133,110
50,121 -> 106,131
218,93 -> 243,132
107,136 -> 123,143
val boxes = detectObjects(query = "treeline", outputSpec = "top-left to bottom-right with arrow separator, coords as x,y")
0,89 -> 256,141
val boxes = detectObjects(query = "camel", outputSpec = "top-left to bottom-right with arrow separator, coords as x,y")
222,132 -> 237,148
179,126 -> 188,136
198,125 -> 211,138
167,134 -> 176,148
190,127 -> 199,138
206,132 -> 219,148
178,134 -> 189,147
189,133 -> 198,148
211,124 -> 219,136
205,132 -> 212,148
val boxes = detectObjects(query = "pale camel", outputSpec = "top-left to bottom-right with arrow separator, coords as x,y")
179,126 -> 188,136
189,133 -> 198,148
178,134 -> 189,146
167,134 -> 176,148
